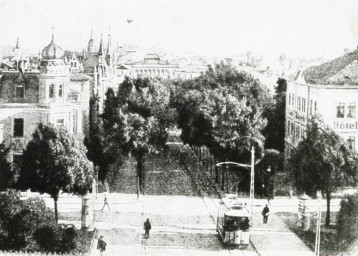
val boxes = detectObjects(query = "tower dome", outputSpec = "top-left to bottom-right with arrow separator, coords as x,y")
42,28 -> 64,60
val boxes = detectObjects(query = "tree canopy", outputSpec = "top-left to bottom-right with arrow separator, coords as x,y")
16,124 -> 94,222
0,143 -> 12,191
287,116 -> 358,225
171,63 -> 270,164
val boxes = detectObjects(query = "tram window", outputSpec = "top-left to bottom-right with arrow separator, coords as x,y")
239,217 -> 250,230
224,216 -> 239,231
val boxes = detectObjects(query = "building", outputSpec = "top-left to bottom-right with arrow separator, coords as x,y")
124,53 -> 178,79
0,30 -> 90,163
285,50 -> 358,158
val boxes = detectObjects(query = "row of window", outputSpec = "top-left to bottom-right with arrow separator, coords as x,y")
288,93 -> 317,114
13,118 -> 65,138
49,84 -> 63,98
13,84 -> 64,99
287,120 -> 305,140
336,102 -> 356,118
287,119 -> 356,151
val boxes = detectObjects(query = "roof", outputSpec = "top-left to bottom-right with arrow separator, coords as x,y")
303,50 -> 358,85
70,73 -> 90,82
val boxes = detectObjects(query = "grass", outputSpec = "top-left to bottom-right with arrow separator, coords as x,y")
277,212 -> 343,256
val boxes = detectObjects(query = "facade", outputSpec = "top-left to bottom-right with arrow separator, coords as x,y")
125,53 -> 178,79
285,50 -> 358,159
0,31 -> 90,162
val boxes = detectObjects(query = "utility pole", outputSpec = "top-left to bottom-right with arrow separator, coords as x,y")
314,190 -> 322,256
250,147 -> 255,219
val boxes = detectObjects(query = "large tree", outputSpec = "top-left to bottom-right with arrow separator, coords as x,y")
287,117 -> 358,226
16,124 -> 94,223
103,77 -> 176,197
262,78 -> 287,152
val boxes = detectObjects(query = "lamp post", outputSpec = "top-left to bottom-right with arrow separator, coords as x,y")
216,146 -> 256,218
314,190 -> 322,256
262,166 -> 271,198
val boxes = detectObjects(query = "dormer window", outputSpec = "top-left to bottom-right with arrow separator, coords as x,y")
49,84 -> 55,98
15,84 -> 24,98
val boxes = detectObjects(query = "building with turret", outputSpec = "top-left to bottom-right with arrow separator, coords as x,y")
0,30 -> 90,164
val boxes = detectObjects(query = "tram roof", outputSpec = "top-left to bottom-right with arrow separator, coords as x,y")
225,208 -> 251,218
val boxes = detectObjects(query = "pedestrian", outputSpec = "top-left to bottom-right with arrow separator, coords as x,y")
97,235 -> 107,256
102,194 -> 110,211
262,204 -> 270,224
144,218 -> 151,239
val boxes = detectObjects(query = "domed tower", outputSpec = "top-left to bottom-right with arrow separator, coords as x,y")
87,29 -> 96,54
39,28 -> 70,105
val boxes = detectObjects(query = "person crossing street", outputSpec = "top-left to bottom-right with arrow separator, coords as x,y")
144,218 -> 152,239
102,194 -> 110,211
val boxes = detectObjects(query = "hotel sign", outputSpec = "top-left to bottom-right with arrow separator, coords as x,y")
333,121 -> 358,130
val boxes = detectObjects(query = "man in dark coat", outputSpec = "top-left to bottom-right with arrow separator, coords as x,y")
144,218 -> 152,239
97,235 -> 107,256
262,204 -> 270,224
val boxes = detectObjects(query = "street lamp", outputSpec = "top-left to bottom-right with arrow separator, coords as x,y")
262,166 -> 271,198
216,147 -> 256,218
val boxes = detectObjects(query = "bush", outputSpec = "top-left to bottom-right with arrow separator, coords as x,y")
337,193 -> 358,250
0,190 -> 94,253
0,190 -> 55,251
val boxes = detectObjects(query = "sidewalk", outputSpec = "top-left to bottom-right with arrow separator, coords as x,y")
250,211 -> 313,256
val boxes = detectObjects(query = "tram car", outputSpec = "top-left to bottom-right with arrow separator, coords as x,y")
217,194 -> 251,246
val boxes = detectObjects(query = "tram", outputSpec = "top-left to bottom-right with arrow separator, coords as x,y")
217,194 -> 251,246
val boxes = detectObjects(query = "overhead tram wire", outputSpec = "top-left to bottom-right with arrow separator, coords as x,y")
182,145 -> 253,256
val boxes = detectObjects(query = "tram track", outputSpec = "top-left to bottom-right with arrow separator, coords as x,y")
180,145 -> 256,256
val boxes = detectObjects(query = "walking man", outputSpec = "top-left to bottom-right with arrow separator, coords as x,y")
97,235 -> 107,256
144,218 -> 152,239
262,204 -> 270,224
102,194 -> 110,211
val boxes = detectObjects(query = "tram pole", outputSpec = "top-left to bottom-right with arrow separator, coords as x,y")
250,147 -> 255,219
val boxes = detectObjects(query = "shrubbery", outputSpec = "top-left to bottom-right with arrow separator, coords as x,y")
0,190 -> 93,253
337,193 -> 358,250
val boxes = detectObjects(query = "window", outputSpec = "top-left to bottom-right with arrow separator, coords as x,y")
287,121 -> 291,134
49,84 -> 55,98
292,95 -> 295,108
314,101 -> 317,112
13,118 -> 24,137
348,136 -> 355,151
310,100 -> 313,115
15,84 -> 24,98
347,103 -> 356,118
302,98 -> 306,112
59,85 -> 63,98
289,93 -> 291,106
56,119 -> 64,128
297,97 -> 301,111
336,103 -> 345,118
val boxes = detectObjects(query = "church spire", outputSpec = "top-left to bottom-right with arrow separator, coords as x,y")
106,26 -> 111,54
98,27 -> 104,56
15,36 -> 20,49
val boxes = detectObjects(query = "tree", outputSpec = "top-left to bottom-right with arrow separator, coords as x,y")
0,143 -> 13,191
336,193 -> 358,250
0,190 -> 55,250
16,124 -> 94,223
262,78 -> 287,152
287,117 -> 358,226
103,78 -> 176,197
171,63 -> 270,189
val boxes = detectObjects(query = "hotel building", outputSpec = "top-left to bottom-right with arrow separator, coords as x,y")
285,50 -> 358,158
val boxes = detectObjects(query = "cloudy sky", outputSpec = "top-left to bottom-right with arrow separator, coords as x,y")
0,0 -> 358,58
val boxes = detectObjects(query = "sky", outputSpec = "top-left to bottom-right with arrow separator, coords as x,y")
0,0 -> 358,59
